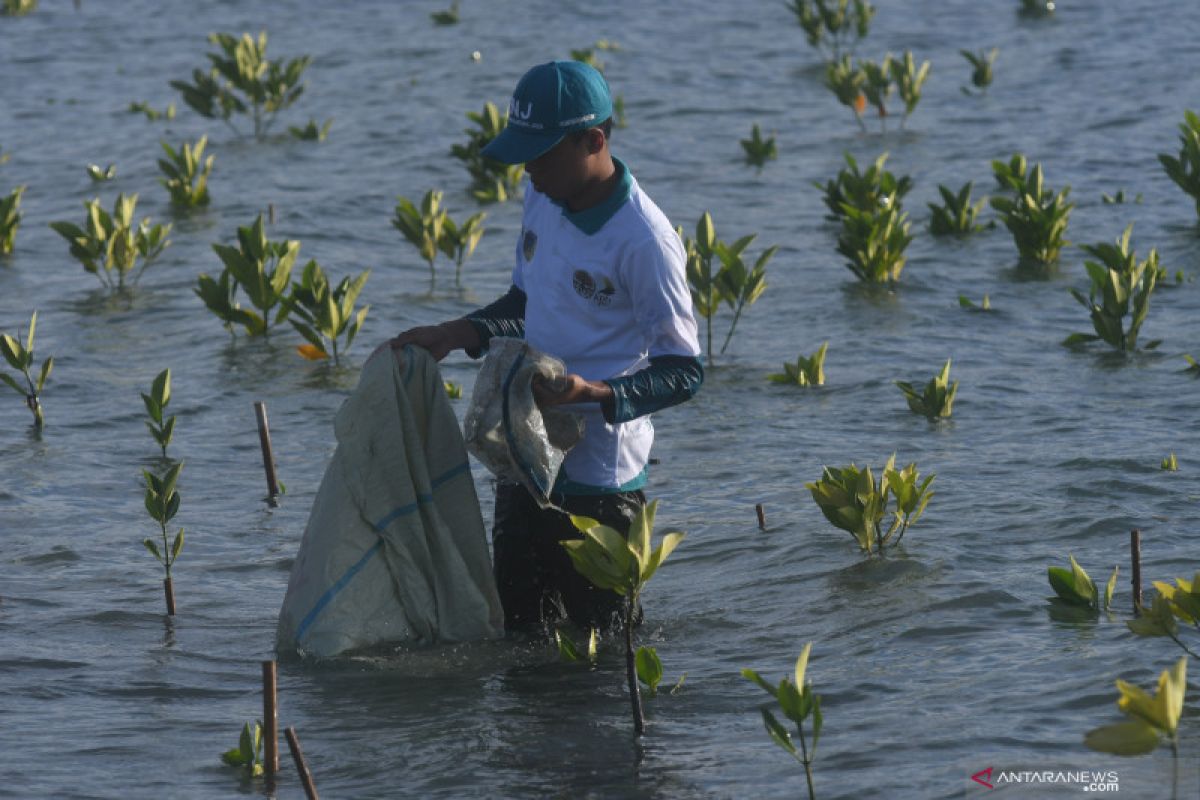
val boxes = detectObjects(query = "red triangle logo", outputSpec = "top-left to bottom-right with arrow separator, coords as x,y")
971,767 -> 994,789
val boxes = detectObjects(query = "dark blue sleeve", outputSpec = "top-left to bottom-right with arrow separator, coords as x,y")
601,355 -> 704,423
464,285 -> 526,358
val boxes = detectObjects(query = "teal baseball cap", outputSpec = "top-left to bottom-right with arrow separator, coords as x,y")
481,60 -> 613,165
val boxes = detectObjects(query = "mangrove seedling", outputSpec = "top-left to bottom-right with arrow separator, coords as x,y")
0,144 -> 9,165
1047,554 -> 1117,614
171,32 -> 312,139
49,193 -> 172,291
221,720 -> 265,776
1158,110 -> 1200,220
128,101 -> 176,121
928,182 -> 987,235
806,455 -> 934,555
741,124 -> 777,168
816,151 -> 912,221
769,342 -> 828,386
142,368 -> 176,459
449,102 -> 525,203
990,155 -> 1073,267
1127,573 -> 1200,659
0,311 -> 52,429
556,627 -> 598,664
143,461 -> 184,615
836,203 -> 913,284
86,163 -> 116,182
203,215 -> 298,336
1084,657 -> 1185,785
430,1 -> 459,25
958,294 -> 991,311
742,643 -> 823,800
859,56 -> 892,124
677,212 -> 776,363
960,48 -> 998,95
0,184 -> 24,254
787,0 -> 874,61
393,190 -> 447,285
563,499 -> 685,735
823,56 -> 867,131
288,117 -> 332,141
286,260 -> 369,364
890,50 -> 929,128
895,359 -> 957,419
438,210 -> 487,287
159,136 -> 213,208
1162,453 -> 1178,471
1102,189 -> 1143,205
443,381 -> 462,399
1064,224 -> 1161,352
1019,0 -> 1055,17
0,0 -> 36,16
1185,355 -> 1200,374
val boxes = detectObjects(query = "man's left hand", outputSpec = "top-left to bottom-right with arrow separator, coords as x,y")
532,373 -> 614,408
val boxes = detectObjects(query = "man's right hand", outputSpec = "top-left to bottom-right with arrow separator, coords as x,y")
372,319 -> 480,362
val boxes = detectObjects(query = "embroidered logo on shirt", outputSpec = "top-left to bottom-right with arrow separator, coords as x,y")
572,270 -> 615,307
522,229 -> 537,262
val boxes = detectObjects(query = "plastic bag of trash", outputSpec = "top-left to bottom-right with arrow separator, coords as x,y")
464,338 -> 585,508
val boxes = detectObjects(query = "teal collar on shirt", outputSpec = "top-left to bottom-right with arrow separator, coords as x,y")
555,156 -> 633,235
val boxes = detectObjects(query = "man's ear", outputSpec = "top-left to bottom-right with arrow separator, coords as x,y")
585,127 -> 607,155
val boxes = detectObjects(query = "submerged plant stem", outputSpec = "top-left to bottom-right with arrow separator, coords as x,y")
795,722 -> 816,800
625,595 -> 645,736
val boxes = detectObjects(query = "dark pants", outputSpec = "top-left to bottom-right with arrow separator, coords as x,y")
491,481 -> 646,636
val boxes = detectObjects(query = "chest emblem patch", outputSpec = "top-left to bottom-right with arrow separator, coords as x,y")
572,270 -> 615,307
522,229 -> 538,262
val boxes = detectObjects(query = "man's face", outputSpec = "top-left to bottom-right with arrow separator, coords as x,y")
523,133 -> 592,203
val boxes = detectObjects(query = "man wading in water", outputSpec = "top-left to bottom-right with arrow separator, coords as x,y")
385,60 -> 702,635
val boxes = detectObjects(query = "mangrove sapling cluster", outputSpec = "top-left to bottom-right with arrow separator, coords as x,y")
820,153 -> 916,284
0,185 -> 23,254
142,460 -> 184,615
1158,110 -> 1200,221
171,32 -> 312,140
960,48 -> 998,95
142,369 -> 176,459
1064,225 -> 1161,352
86,164 -> 115,182
1084,657 -> 1186,790
677,212 -> 777,364
895,359 -> 957,419
158,136 -> 213,208
742,642 -> 823,800
449,103 -> 525,203
1046,554 -> 1117,615
562,499 -> 684,735
392,190 -> 486,288
555,627 -> 598,664
787,0 -> 874,62
0,0 -> 36,16
817,152 -> 912,221
286,260 -> 370,364
823,51 -> 929,132
0,311 -> 52,429
806,455 -> 934,555
1161,453 -> 1178,471
741,124 -> 777,168
1019,0 -> 1056,16
288,118 -> 333,142
1101,189 -> 1143,205
927,182 -> 988,236
197,215 -> 298,337
430,1 -> 459,25
769,342 -> 828,386
1126,572 -> 1200,660
958,294 -> 991,311
221,720 -> 265,776
989,154 -> 1074,268
128,101 -> 175,121
49,193 -> 172,291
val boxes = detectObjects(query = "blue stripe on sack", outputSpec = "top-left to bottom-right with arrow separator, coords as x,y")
293,460 -> 470,645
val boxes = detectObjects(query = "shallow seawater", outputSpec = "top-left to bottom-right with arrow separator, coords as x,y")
2,1 -> 1199,798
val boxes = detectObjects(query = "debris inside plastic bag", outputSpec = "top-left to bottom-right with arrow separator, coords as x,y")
464,338 -> 585,507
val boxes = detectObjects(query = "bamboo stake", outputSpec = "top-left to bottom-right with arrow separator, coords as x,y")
285,726 -> 319,800
254,401 -> 280,505
755,503 -> 766,530
262,660 -> 279,777
1130,529 -> 1142,614
163,577 -> 176,616
268,203 -> 275,224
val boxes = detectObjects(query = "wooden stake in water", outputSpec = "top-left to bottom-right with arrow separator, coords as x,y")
285,726 -> 319,800
254,401 -> 280,505
755,503 -> 766,531
1130,529 -> 1142,614
262,660 -> 279,777
268,203 -> 275,224
163,577 -> 176,616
